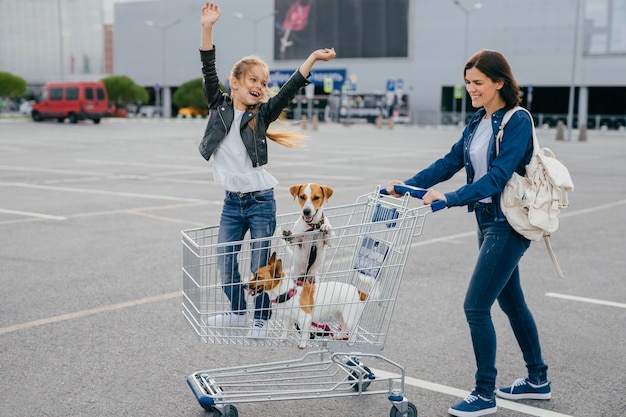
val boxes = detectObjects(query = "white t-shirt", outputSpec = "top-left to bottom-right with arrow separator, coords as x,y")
212,109 -> 278,193
469,117 -> 492,203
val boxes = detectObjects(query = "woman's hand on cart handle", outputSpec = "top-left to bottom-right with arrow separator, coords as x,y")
383,180 -> 405,198
381,183 -> 447,212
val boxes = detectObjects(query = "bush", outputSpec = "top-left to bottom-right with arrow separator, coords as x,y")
0,72 -> 27,98
100,75 -> 148,105
173,77 -> 222,111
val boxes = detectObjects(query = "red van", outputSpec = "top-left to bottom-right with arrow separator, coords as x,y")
31,81 -> 109,124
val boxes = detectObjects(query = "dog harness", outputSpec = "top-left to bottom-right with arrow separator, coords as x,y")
272,286 -> 297,304
303,217 -> 325,279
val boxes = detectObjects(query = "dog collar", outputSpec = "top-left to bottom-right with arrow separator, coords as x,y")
273,287 -> 297,304
305,216 -> 325,232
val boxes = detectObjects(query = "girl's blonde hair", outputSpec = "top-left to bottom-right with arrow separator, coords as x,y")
230,56 -> 308,149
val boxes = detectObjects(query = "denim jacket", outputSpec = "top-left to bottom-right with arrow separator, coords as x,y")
404,107 -> 533,220
198,48 -> 310,167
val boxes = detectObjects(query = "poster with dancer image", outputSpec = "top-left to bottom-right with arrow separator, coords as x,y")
274,0 -> 409,60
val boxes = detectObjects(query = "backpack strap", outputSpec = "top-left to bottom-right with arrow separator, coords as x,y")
496,106 -> 540,155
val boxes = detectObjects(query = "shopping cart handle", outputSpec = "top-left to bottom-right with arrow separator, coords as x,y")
380,185 -> 447,212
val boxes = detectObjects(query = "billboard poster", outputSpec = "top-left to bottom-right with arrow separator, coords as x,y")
274,0 -> 409,60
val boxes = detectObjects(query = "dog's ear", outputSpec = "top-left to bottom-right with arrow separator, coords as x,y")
274,258 -> 283,277
269,251 -> 277,264
289,184 -> 303,199
322,185 -> 334,201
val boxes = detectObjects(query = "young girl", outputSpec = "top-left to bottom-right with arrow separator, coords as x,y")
199,2 -> 336,338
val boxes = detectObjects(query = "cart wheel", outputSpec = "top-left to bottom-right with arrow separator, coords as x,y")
349,365 -> 373,391
215,405 -> 238,417
389,402 -> 418,417
200,403 -> 215,412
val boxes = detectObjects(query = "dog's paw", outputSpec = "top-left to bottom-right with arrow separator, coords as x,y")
282,229 -> 293,242
298,341 -> 308,349
320,224 -> 332,234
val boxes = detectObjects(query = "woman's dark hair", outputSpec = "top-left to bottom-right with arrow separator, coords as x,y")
464,50 -> 521,109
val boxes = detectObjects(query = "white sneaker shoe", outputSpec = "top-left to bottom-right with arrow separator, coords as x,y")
247,319 -> 268,339
206,312 -> 250,327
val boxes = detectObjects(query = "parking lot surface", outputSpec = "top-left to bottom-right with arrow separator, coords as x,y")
1,117 -> 625,416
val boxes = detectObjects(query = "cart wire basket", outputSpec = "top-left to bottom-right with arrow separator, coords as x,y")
182,187 -> 440,416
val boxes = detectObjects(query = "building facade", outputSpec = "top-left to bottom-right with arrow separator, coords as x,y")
2,0 -> 625,126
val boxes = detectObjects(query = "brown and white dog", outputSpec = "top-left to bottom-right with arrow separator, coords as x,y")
246,252 -> 377,349
281,183 -> 334,284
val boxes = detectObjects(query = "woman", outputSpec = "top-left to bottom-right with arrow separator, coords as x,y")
387,50 -> 550,417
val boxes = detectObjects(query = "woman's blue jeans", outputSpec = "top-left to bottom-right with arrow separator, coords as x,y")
466,203 -> 548,398
216,189 -> 275,321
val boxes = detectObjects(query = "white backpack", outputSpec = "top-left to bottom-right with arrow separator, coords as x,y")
496,106 -> 575,278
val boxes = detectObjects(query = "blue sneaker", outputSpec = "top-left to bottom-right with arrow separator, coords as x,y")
448,390 -> 496,417
497,378 -> 551,400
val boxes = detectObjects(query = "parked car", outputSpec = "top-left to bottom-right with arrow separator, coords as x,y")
137,105 -> 161,118
177,106 -> 208,118
31,81 -> 109,124
107,103 -> 128,118
19,100 -> 35,116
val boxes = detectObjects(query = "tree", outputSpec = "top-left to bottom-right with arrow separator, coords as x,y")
100,75 -> 148,105
173,77 -> 216,110
132,84 -> 149,105
0,72 -> 27,98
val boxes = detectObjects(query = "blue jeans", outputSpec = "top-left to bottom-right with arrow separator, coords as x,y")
465,203 -> 548,398
216,189 -> 275,321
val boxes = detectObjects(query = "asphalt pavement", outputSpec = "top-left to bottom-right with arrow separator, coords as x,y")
1,116 -> 625,417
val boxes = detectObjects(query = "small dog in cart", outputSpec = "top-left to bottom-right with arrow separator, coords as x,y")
246,252 -> 378,349
281,183 -> 334,284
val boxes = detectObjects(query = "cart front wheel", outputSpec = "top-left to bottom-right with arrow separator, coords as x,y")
200,403 -> 215,412
214,405 -> 238,417
390,402 -> 418,417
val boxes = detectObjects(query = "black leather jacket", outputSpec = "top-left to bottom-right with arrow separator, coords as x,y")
198,48 -> 310,167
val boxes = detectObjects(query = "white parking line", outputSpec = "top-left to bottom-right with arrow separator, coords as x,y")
371,368 -> 574,417
545,292 -> 626,309
0,291 -> 180,335
1,181 -> 206,203
0,208 -> 66,220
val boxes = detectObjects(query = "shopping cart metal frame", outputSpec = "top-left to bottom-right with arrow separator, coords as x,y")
182,187 -> 441,416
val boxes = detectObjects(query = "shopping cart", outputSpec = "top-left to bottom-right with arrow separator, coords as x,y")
182,186 -> 444,417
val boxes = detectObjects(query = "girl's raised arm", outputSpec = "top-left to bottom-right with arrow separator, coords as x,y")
200,2 -> 221,51
299,48 -> 336,77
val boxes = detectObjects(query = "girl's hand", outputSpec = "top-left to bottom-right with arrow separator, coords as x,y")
312,48 -> 336,62
299,48 -> 336,79
201,2 -> 221,27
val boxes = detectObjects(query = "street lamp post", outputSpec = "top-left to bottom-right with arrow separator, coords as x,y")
234,11 -> 277,54
57,0 -> 65,80
146,18 -> 181,118
567,0 -> 582,141
452,1 -> 482,125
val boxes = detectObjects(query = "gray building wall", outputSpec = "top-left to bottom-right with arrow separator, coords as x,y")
113,0 -> 626,123
2,0 -> 624,123
0,0 -> 106,83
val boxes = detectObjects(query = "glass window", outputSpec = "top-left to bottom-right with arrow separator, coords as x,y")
585,0 -> 626,54
66,87 -> 79,100
85,87 -> 94,100
97,88 -> 106,100
50,88 -> 63,101
611,0 -> 626,53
